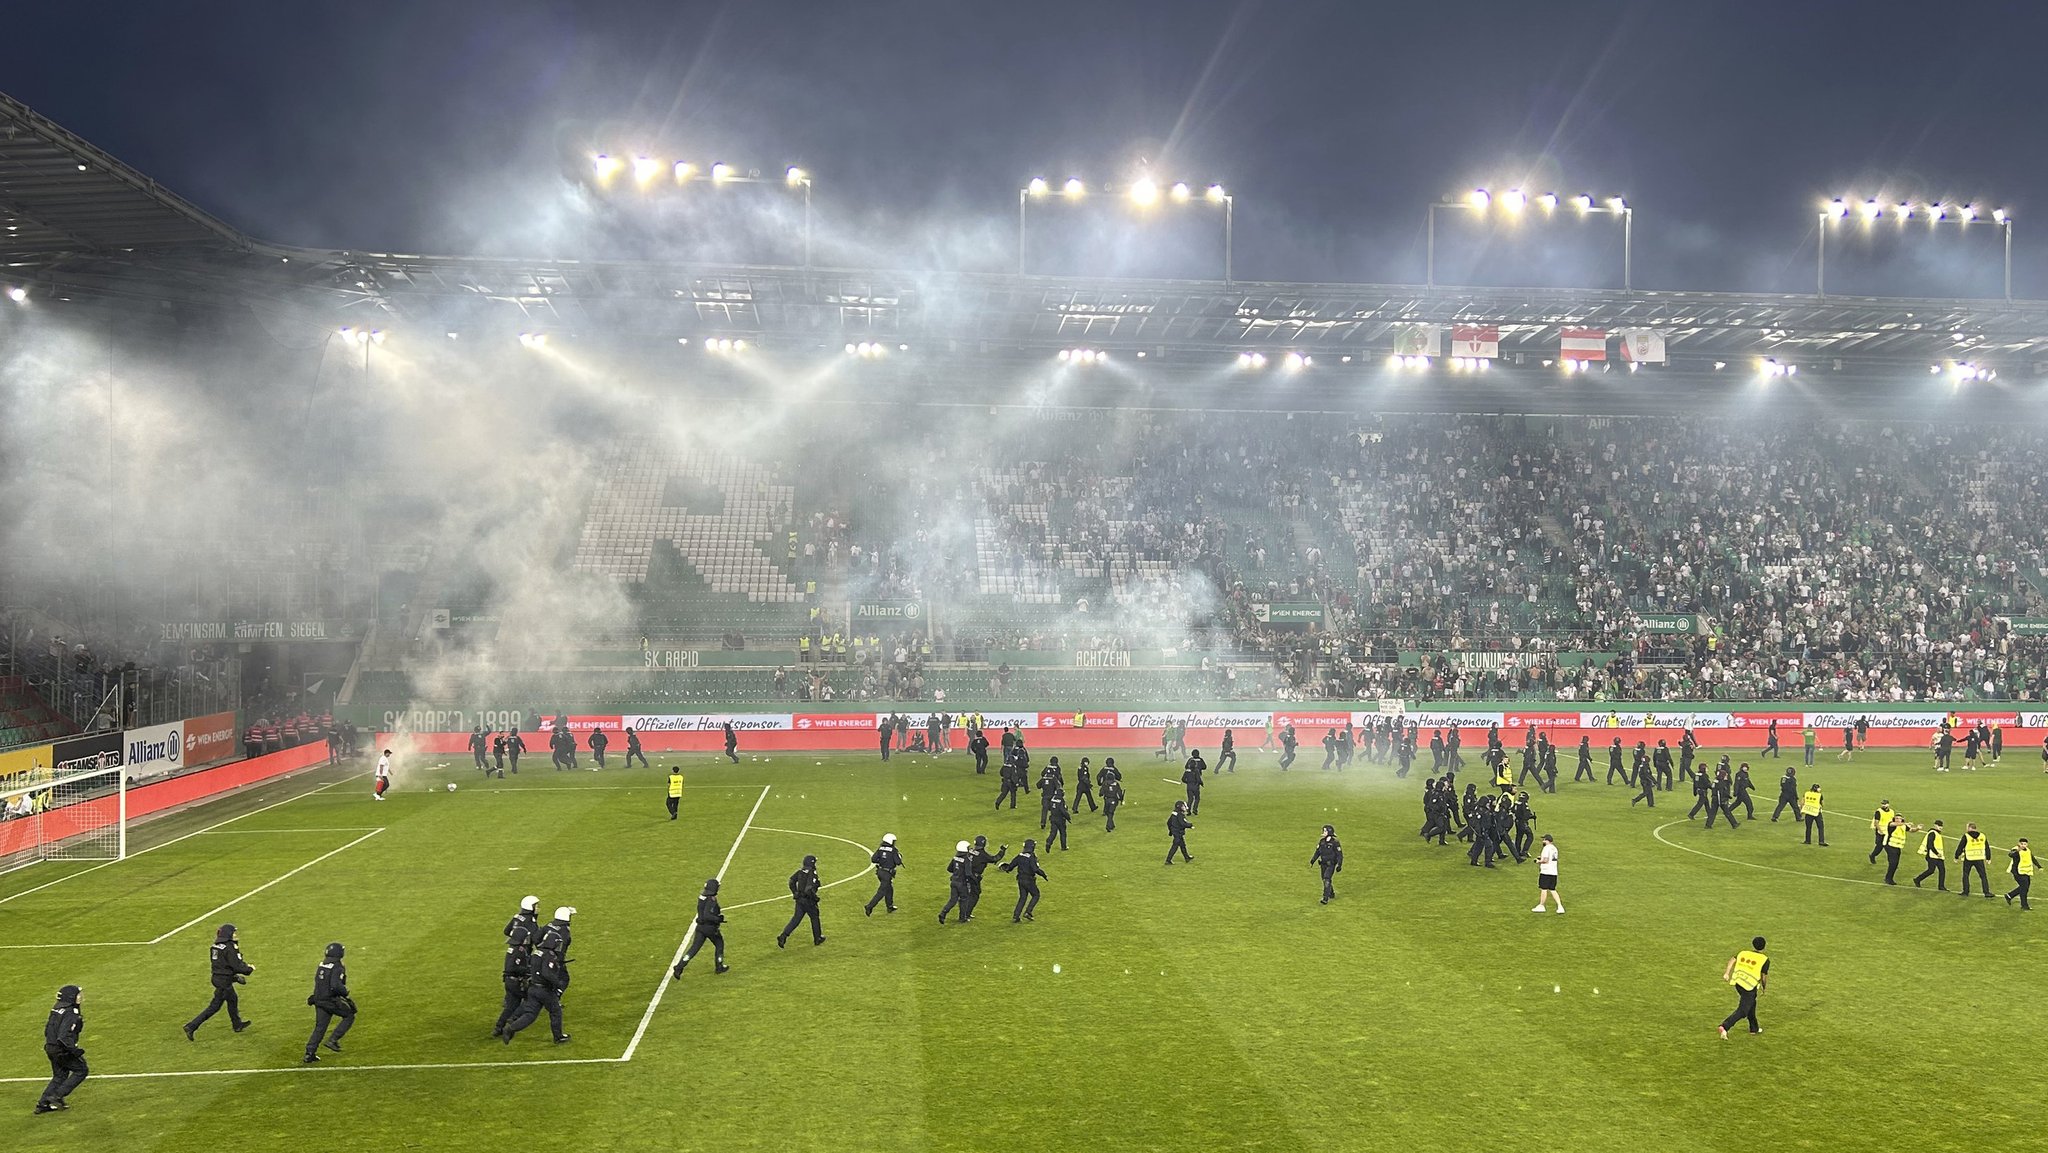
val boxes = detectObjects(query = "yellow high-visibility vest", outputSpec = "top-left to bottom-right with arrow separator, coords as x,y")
1871,805 -> 1894,831
1924,831 -> 1946,859
2017,848 -> 2037,876
1962,833 -> 1989,861
1886,823 -> 1908,849
1730,950 -> 1767,991
1801,787 -> 1823,816
668,773 -> 685,799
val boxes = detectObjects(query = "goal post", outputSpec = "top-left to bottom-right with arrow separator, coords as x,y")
0,762 -> 128,872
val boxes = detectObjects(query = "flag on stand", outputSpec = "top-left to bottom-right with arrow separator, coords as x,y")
1391,323 -> 1441,357
1617,329 -> 1667,364
1560,328 -> 1607,362
1449,324 -> 1499,359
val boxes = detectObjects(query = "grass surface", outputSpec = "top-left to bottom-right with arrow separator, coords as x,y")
2,746 -> 2045,1152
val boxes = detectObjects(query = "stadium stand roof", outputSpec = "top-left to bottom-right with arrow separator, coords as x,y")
7,88 -> 2048,373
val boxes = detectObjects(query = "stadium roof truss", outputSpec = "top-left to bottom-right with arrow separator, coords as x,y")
5,88 -> 2048,374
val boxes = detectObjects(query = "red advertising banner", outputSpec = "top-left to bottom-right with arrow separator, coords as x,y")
181,711 -> 240,769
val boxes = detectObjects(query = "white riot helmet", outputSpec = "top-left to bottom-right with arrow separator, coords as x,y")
882,833 -> 897,845
520,895 -> 540,913
554,906 -> 576,921
956,840 -> 970,853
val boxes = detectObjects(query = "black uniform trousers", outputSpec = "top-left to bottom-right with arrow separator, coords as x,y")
1803,813 -> 1825,844
680,927 -> 725,967
1046,822 -> 1068,850
996,780 -> 1019,810
1961,859 -> 1991,895
1706,799 -> 1739,829
624,747 -> 648,768
1013,884 -> 1040,921
1883,846 -> 1903,883
1104,798 -> 1119,831
2008,874 -> 2033,909
1320,864 -> 1338,901
1720,985 -> 1761,1033
866,873 -> 896,915
724,743 -> 739,764
494,975 -> 527,1033
502,985 -> 564,1042
1185,786 -> 1201,816
1165,833 -> 1191,864
305,998 -> 355,1056
1631,780 -> 1656,807
939,879 -> 972,923
186,982 -> 246,1033
1913,856 -> 1947,889
1073,785 -> 1097,812
1772,793 -> 1796,821
779,899 -> 823,945
1216,749 -> 1236,773
666,796 -> 680,820
40,1046 -> 87,1105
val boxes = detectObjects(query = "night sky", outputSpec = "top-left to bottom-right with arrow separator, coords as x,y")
6,1 -> 2044,296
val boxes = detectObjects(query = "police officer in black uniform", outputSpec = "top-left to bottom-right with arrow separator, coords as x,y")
1182,748 -> 1207,815
1002,837 -> 1048,921
34,985 -> 86,1114
303,942 -> 355,1062
1165,800 -> 1194,864
995,749 -> 1022,811
939,840 -> 975,924
1073,757 -> 1098,812
969,723 -> 991,773
777,855 -> 826,948
1045,791 -> 1072,851
1218,729 -> 1237,773
503,909 -> 573,1044
723,722 -> 740,764
184,923 -> 254,1040
1311,825 -> 1344,903
492,896 -> 541,1038
1687,764 -> 1714,820
963,835 -> 1006,919
1771,766 -> 1799,821
1100,759 -> 1124,832
672,879 -> 731,977
866,833 -> 903,916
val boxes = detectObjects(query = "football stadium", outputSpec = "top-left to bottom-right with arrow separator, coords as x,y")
5,11 -> 2048,1151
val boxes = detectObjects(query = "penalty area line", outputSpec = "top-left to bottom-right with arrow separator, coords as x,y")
621,783 -> 771,1063
720,827 -> 876,912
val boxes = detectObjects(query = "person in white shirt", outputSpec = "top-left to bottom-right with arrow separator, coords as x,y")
374,750 -> 393,800
1532,834 -> 1562,913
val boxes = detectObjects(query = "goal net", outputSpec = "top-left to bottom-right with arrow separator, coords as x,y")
0,760 -> 127,872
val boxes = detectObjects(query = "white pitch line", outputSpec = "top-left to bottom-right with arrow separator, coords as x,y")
0,1056 -> 623,1084
147,829 -> 385,945
621,783 -> 771,1063
197,827 -> 387,835
473,785 -> 766,793
719,827 -> 876,912
1651,820 -> 2017,891
0,772 -> 365,906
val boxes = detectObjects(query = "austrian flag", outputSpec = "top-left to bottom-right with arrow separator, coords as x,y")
1559,328 -> 1607,361
1450,324 -> 1499,359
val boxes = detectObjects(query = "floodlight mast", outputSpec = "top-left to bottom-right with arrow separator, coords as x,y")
1427,189 -> 1632,292
1019,177 -> 1232,282
1818,196 -> 2013,301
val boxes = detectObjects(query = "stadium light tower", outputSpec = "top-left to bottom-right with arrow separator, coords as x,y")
1020,176 -> 1233,281
592,154 -> 814,268
1817,196 -> 2013,301
1427,188 -> 1633,291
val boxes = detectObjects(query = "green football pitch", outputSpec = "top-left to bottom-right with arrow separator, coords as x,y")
2,745 -> 2044,1152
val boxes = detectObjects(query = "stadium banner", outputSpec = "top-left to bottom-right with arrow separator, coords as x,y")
1252,603 -> 1325,626
158,619 -> 350,642
794,713 -> 881,732
1637,613 -> 1702,634
1386,710 -> 1504,729
1806,710 -> 2017,730
1725,712 -> 1802,729
1038,712 -> 1122,729
1378,698 -> 1405,715
1274,710 -> 1355,729
1118,711 -> 1269,730
1560,328 -> 1607,362
991,650 -> 1203,668
182,711 -> 240,769
640,649 -> 798,668
1617,328 -> 1668,364
853,601 -> 924,622
1390,323 -> 1440,357
376,707 -> 535,734
1450,324 -> 1499,358
1502,711 -> 1580,727
1576,711 -> 1733,729
621,713 -> 793,732
2003,618 -> 2048,637
123,721 -> 184,778
51,731 -> 121,773
0,742 -> 55,788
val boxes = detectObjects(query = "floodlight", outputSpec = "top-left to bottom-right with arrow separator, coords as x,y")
1501,189 -> 1527,213
674,161 -> 696,181
1607,196 -> 1627,213
6,286 -> 25,303
1063,177 -> 1085,197
1130,177 -> 1159,205
1572,194 -> 1593,212
1963,204 -> 1978,221
1931,202 -> 1946,220
1827,198 -> 1848,219
632,156 -> 660,183
1283,352 -> 1307,371
1059,349 -> 1072,362
1537,193 -> 1558,211
592,154 -> 622,180
1897,203 -> 1913,220
1171,182 -> 1191,201
711,162 -> 734,182
787,167 -> 807,185
1860,199 -> 1881,221
1994,208 -> 2009,224
1468,188 -> 1490,210
1028,177 -> 1049,196
1206,184 -> 1227,202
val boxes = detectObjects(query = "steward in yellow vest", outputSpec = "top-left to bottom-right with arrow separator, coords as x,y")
1913,821 -> 1947,890
1956,824 -> 1994,897
1719,936 -> 1770,1038
666,769 -> 685,821
2007,838 -> 2037,910
1799,785 -> 1827,846
1869,802 -> 1897,864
